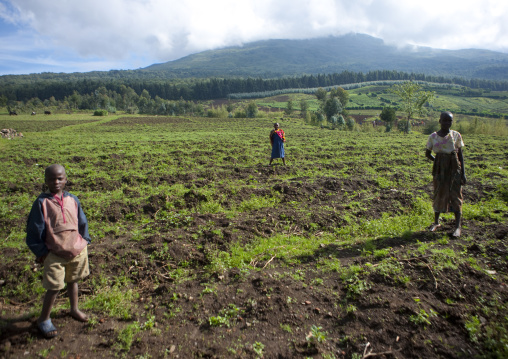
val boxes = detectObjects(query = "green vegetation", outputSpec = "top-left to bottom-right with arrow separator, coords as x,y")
390,82 -> 435,133
0,85 -> 506,358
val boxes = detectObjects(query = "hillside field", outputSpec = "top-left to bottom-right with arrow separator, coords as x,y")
237,85 -> 508,119
0,112 -> 507,359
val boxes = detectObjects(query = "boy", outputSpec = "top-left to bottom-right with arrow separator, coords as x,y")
425,112 -> 467,237
26,164 -> 91,338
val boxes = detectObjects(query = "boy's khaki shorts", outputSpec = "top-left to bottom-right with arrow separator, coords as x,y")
43,246 -> 89,291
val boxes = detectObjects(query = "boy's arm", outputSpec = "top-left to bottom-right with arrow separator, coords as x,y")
458,148 -> 466,184
75,196 -> 91,244
26,198 -> 49,259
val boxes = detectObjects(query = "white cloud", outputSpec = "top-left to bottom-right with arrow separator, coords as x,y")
1,0 -> 507,74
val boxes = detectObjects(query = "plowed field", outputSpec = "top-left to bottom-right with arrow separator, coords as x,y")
1,114 -> 507,358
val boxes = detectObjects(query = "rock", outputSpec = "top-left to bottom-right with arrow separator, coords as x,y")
0,129 -> 23,139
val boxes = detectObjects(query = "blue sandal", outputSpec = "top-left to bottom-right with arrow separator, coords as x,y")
38,319 -> 58,338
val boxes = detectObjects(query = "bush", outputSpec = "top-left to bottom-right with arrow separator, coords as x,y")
93,109 -> 108,116
234,110 -> 246,118
207,105 -> 228,118
346,117 -> 355,131
245,102 -> 258,118
337,115 -> 345,126
423,120 -> 440,134
398,120 -> 410,132
455,118 -> 508,136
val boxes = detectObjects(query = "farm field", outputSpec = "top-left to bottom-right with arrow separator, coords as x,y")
236,85 -> 508,119
0,112 -> 507,358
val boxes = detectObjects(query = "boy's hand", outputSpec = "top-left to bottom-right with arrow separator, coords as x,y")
36,255 -> 47,264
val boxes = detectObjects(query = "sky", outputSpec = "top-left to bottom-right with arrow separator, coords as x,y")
1,0 -> 507,76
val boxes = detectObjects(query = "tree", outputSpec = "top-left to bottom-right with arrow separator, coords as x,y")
379,106 -> 396,132
330,87 -> 349,107
246,102 -> 258,118
346,117 -> 355,131
284,100 -> 294,115
315,87 -> 327,101
68,91 -> 82,110
390,82 -> 434,133
299,100 -> 309,117
0,95 -> 7,108
323,97 -> 342,122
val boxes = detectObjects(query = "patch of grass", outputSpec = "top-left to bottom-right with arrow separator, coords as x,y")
465,315 -> 481,343
252,341 -> 265,357
236,194 -> 281,212
114,321 -> 141,352
209,304 -> 242,328
307,325 -> 328,344
409,299 -> 438,328
83,277 -> 138,319
280,323 -> 292,333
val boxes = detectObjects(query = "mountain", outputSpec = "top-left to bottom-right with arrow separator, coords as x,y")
143,33 -> 508,80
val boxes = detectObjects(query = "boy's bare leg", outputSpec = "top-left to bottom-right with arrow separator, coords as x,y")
38,290 -> 59,323
429,212 -> 441,231
452,212 -> 462,237
68,281 -> 88,322
282,157 -> 286,166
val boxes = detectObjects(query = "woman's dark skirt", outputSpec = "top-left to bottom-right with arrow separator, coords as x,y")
432,152 -> 463,213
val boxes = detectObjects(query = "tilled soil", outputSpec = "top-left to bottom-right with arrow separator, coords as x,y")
1,170 -> 507,359
1,115 -> 508,359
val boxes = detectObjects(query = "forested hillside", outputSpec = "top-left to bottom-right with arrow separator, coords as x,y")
2,33 -> 508,109
145,34 -> 508,80
2,70 -> 508,106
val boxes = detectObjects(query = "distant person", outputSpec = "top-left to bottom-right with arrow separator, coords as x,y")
425,112 -> 466,237
269,122 -> 286,166
26,164 -> 91,338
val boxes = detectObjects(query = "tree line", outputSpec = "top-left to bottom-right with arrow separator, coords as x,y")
2,70 -> 508,106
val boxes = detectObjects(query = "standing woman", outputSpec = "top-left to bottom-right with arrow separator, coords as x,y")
269,122 -> 286,166
425,111 -> 466,237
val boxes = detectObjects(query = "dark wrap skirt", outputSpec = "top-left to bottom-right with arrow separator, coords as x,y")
271,132 -> 285,159
432,152 -> 463,213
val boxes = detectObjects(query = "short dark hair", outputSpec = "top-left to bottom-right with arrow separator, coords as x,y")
440,111 -> 453,121
45,164 -> 66,179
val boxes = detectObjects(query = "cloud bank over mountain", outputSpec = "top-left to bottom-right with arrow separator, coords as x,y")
1,0 -> 507,74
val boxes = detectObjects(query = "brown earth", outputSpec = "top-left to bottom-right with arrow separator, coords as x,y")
1,166 -> 507,358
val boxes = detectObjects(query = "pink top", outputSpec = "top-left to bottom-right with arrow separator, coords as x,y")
41,194 -> 87,259
426,130 -> 464,154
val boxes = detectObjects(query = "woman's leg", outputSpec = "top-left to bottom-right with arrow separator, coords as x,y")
453,212 -> 462,237
429,212 -> 441,231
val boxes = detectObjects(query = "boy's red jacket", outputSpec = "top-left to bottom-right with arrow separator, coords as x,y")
26,191 -> 90,259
